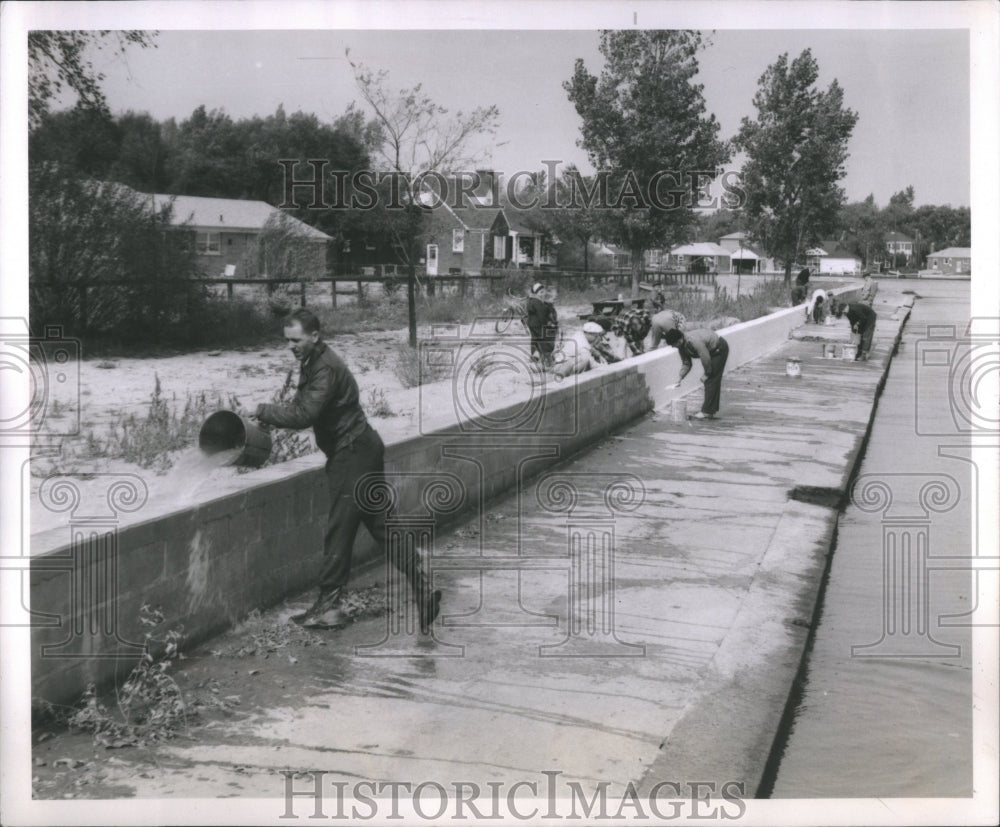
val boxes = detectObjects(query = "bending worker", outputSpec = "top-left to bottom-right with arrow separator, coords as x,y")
664,328 -> 730,420
254,308 -> 441,633
831,299 -> 877,361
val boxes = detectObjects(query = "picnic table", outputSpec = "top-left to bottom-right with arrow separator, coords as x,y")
580,298 -> 646,320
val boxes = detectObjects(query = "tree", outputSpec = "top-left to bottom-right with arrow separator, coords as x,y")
515,165 -> 602,274
564,31 -> 729,296
882,185 -> 915,232
29,163 -> 196,338
347,50 -> 501,347
838,194 -> 886,268
732,49 -> 858,282
696,208 -> 743,244
28,31 -> 157,128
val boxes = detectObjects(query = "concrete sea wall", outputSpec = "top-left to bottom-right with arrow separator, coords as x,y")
29,289 -> 859,707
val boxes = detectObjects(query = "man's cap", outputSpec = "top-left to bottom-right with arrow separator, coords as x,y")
583,321 -> 604,334
531,282 -> 544,294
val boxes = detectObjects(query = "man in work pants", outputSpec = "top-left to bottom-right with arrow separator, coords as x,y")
255,308 -> 441,632
664,328 -> 730,420
831,299 -> 877,361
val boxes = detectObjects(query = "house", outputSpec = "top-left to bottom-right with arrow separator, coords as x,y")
925,247 -> 971,276
717,232 -> 769,274
806,240 -> 862,275
418,174 -> 555,275
668,242 -> 732,274
150,193 -> 331,278
885,231 -> 914,262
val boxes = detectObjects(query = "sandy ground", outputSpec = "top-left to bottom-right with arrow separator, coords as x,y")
30,300 -> 627,536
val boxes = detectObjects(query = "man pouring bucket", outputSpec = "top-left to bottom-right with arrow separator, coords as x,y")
253,308 -> 441,632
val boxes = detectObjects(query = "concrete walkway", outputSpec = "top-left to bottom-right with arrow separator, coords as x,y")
31,290 -> 912,812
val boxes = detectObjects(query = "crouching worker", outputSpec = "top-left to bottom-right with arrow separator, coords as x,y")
552,321 -> 610,379
254,309 -> 441,632
831,299 -> 877,361
664,328 -> 730,420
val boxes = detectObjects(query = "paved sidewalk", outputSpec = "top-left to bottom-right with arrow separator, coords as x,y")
31,292 -> 912,809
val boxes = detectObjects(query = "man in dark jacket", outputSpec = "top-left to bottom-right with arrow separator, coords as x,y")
664,328 -> 730,420
832,299 -> 877,360
525,283 -> 558,367
255,309 -> 440,632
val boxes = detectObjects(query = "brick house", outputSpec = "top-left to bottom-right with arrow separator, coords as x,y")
150,193 -> 331,278
925,247 -> 971,275
418,176 -> 555,275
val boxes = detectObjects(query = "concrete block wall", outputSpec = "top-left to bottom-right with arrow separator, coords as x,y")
30,294 -> 856,707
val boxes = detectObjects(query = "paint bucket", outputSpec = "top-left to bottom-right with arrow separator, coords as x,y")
670,399 -> 687,423
198,410 -> 272,468
841,343 -> 858,361
786,357 -> 802,377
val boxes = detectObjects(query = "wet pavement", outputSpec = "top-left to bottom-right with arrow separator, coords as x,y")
31,286 -> 914,809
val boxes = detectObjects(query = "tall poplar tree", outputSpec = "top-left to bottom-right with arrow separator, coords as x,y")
564,31 -> 729,296
733,49 -> 858,282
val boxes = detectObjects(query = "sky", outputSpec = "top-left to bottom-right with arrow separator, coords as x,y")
75,26 -> 973,208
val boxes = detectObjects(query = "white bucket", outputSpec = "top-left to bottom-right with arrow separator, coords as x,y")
842,343 -> 858,360
670,399 -> 688,423
786,357 -> 802,377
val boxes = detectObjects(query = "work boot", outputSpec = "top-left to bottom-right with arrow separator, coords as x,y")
291,588 -> 347,629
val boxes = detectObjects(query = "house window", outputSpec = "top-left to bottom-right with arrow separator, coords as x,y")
452,229 -> 464,253
197,232 -> 221,255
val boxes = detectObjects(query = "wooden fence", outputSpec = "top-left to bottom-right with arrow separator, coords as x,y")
35,268 -> 720,332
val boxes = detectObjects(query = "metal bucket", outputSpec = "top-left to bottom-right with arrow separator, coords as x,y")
198,410 -> 272,467
786,357 -> 802,377
670,399 -> 687,423
841,343 -> 858,361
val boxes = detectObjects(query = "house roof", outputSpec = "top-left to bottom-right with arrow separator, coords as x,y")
671,242 -> 731,257
150,193 -> 331,240
812,240 -> 860,260
927,247 -> 971,258
885,231 -> 913,242
719,231 -> 748,241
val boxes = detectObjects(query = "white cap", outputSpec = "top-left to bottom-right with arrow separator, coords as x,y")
531,282 -> 544,294
583,322 -> 604,334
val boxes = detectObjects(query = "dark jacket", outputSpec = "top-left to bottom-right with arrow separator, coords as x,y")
526,296 -> 557,336
256,341 -> 369,456
844,302 -> 876,331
